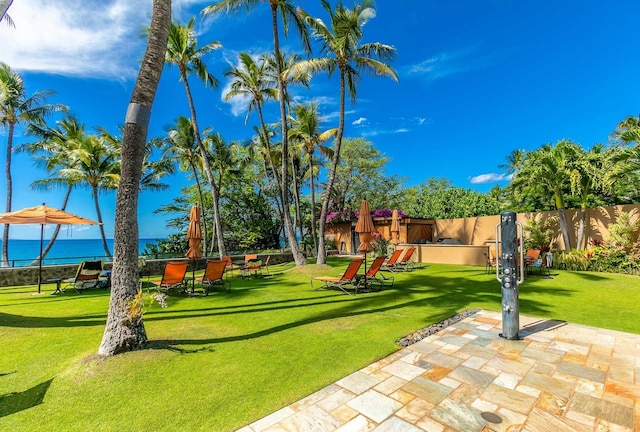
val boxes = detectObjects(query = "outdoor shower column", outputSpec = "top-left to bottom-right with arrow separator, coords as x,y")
496,210 -> 523,340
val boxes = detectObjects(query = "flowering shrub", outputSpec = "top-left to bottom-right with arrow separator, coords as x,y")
557,240 -> 640,274
371,231 -> 391,257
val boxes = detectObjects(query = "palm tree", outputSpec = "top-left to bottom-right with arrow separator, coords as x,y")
288,102 -> 335,253
18,114 -> 85,265
613,115 -> 640,146
164,18 -> 227,258
0,62 -> 66,266
202,0 -> 310,266
291,0 -> 398,264
62,133 -> 120,258
269,52 -> 310,241
99,0 -> 171,356
202,130 -> 245,255
0,0 -> 14,26
512,140 -> 578,250
162,116 -> 209,252
224,53 -> 279,185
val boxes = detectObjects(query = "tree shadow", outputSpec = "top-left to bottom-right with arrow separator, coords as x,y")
0,378 -> 53,418
143,267 -> 575,351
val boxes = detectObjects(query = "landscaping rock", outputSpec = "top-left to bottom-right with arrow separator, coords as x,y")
396,308 -> 481,347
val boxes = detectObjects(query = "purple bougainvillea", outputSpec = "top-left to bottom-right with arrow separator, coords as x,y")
326,209 -> 409,223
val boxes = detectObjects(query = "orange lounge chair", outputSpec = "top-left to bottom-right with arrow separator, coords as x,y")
364,255 -> 394,290
150,261 -> 188,293
197,260 -> 230,295
393,247 -> 417,272
311,259 -> 364,296
381,249 -> 403,272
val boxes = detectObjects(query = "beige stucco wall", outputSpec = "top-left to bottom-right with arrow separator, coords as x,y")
433,204 -> 640,251
414,244 -> 489,266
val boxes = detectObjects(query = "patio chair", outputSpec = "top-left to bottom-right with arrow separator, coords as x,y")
311,258 -> 364,296
240,254 -> 258,278
243,258 -> 263,278
532,251 -> 553,276
197,260 -> 230,295
364,255 -> 394,290
149,261 -> 188,293
391,247 -> 417,272
380,249 -> 403,272
484,251 -> 496,274
525,249 -> 541,274
260,255 -> 271,276
222,255 -> 235,277
63,260 -> 105,293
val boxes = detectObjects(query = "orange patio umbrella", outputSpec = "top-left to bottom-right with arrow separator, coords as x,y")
355,200 -> 375,287
0,203 -> 101,293
185,204 -> 202,294
390,209 -> 400,245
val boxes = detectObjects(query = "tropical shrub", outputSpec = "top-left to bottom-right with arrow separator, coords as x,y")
523,217 -> 556,251
608,212 -> 640,251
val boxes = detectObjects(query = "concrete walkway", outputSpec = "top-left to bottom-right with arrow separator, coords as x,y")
238,310 -> 640,431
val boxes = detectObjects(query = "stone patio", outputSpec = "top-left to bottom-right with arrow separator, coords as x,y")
237,310 -> 640,431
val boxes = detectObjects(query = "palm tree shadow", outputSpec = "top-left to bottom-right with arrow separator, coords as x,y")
144,341 -> 215,354
0,378 -> 53,418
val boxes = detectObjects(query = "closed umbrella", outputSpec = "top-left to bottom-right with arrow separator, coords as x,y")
185,204 -> 202,294
355,200 -> 375,289
390,209 -> 400,245
0,203 -> 101,293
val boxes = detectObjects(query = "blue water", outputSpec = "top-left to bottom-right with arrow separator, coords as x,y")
2,238 -> 162,267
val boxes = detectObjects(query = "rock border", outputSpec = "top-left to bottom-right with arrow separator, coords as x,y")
396,308 -> 481,347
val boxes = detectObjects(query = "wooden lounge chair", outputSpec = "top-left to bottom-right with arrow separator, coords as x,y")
150,261 -> 188,293
311,259 -> 364,296
197,260 -> 230,295
63,260 -> 105,293
364,255 -> 394,290
392,247 -> 417,272
380,249 -> 403,272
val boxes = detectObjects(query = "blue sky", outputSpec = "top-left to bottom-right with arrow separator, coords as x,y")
1,0 -> 639,240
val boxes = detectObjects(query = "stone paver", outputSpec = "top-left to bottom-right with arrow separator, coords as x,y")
238,310 -> 640,431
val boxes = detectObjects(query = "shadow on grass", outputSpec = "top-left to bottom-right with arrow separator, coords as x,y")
0,378 -> 53,418
144,267 -> 576,350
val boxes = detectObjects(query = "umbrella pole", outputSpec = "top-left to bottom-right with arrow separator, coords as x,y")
38,224 -> 43,294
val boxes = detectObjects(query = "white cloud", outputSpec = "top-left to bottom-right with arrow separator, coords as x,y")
403,47 -> 494,81
352,117 -> 367,126
469,173 -> 513,184
0,0 -> 208,79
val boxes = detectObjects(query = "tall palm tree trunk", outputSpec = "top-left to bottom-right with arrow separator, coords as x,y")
99,0 -> 170,356
270,4 -> 305,265
317,69 -> 346,265
190,162 -> 207,254
309,159 -> 318,254
2,122 -> 13,267
180,69 -> 226,257
29,186 -> 72,266
92,185 -> 111,258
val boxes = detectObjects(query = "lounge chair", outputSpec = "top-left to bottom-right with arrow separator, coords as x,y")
63,260 -> 105,293
311,259 -> 364,296
393,247 -> 417,272
380,249 -> 403,272
197,260 -> 230,295
243,258 -> 263,278
149,261 -> 188,293
364,255 -> 394,290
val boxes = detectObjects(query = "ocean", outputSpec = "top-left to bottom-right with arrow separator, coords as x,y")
2,238 -> 162,267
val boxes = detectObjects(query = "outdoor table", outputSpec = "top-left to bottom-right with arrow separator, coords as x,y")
48,277 -> 65,295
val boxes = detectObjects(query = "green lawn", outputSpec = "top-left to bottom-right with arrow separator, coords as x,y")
1,258 -> 639,431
